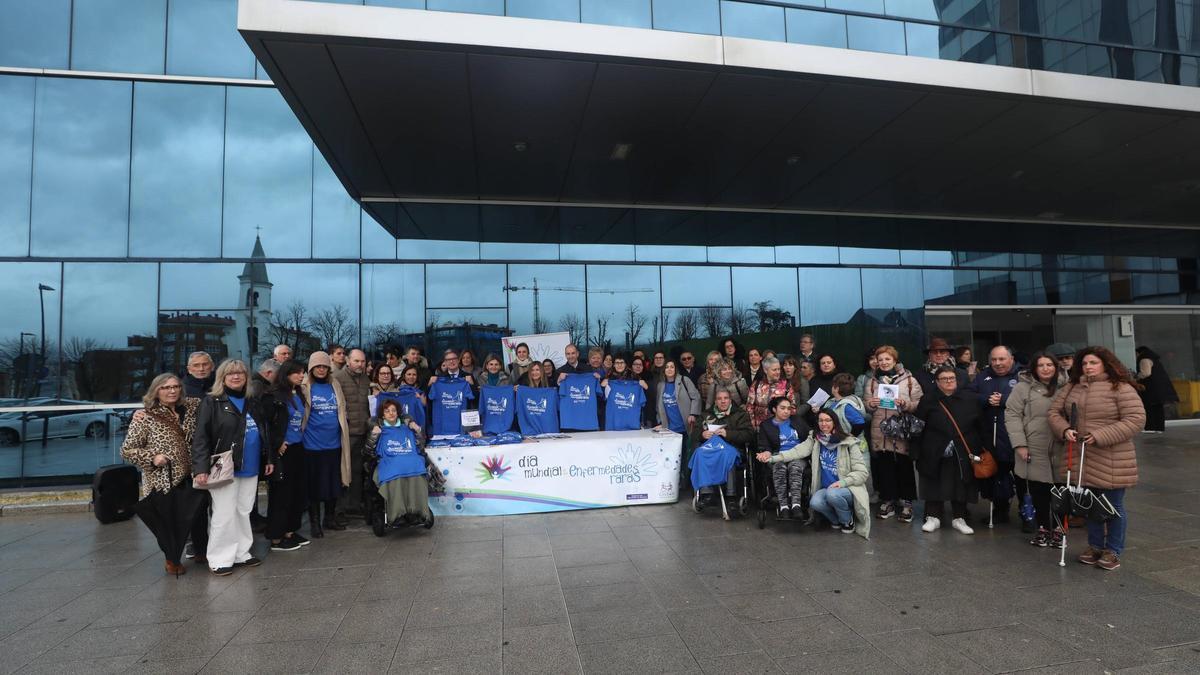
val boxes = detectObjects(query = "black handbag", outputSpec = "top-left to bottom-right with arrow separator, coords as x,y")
880,412 -> 925,440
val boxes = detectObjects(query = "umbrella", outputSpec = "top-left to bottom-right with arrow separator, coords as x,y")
132,461 -> 208,573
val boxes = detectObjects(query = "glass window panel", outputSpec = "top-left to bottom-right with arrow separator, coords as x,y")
707,247 -> 774,264
786,8 -> 847,47
425,309 -> 508,334
1132,315 -> 1196,380
847,15 -> 908,54
587,265 -> 661,348
62,263 -> 157,402
0,263 -> 62,398
1131,273 -> 1182,301
653,0 -> 721,35
362,215 -> 397,260
900,249 -> 954,266
71,0 -> 167,74
733,267 -> 799,333
904,21 -> 940,58
158,262 -> 242,373
662,265 -> 730,307
130,82 -> 225,258
581,0 -> 652,27
922,268 -> 981,304
31,78 -> 131,258
160,263 -> 243,310
860,267 -> 924,360
398,239 -> 479,260
721,1 -> 786,41
506,265 -> 586,335
312,149 -> 361,259
367,0 -> 426,7
166,0 -> 256,78
828,0 -> 884,12
267,263 -> 361,355
840,247 -> 900,265
636,245 -> 706,262
222,87 -> 313,259
0,76 -> 34,256
481,243 -> 561,260
0,0 -> 71,69
427,264 -> 506,308
361,264 -> 425,349
561,243 -> 636,261
775,244 -> 840,264
507,0 -> 581,20
885,0 -> 938,20
427,0 -> 504,14
798,267 -> 861,326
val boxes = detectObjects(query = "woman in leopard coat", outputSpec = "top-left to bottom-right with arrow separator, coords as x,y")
120,373 -> 203,575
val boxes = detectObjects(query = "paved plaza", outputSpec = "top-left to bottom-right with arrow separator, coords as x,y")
0,430 -> 1198,674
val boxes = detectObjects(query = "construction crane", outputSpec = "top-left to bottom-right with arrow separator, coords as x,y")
502,278 -> 653,333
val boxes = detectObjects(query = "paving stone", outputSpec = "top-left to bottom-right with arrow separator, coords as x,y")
747,614 -> 863,659
865,628 -> 990,675
696,650 -> 784,675
668,608 -> 760,659
502,583 -> 568,627
503,622 -> 581,674
230,607 -> 348,644
392,621 -> 501,665
576,633 -> 700,674
570,605 -> 676,645
201,638 -> 327,674
773,645 -> 900,674
557,561 -> 642,588
389,653 -> 503,674
313,640 -> 397,674
503,555 -> 560,588
937,622 -> 1084,673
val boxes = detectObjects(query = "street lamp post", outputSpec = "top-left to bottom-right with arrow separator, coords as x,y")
37,284 -> 54,397
18,332 -> 34,398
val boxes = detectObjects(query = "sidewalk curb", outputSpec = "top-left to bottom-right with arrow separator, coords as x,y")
0,501 -> 93,517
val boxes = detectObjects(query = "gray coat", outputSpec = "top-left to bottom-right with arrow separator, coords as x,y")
655,375 -> 701,430
1005,371 -> 1067,483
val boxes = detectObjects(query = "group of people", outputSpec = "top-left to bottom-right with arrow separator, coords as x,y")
120,331 -> 1155,576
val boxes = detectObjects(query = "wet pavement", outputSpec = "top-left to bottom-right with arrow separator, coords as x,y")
0,429 -> 1197,674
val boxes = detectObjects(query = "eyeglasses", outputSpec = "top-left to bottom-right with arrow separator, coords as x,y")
159,385 -> 181,391
681,356 -> 694,361
936,377 -> 958,383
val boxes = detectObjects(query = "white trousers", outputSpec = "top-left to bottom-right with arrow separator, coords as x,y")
207,475 -> 257,569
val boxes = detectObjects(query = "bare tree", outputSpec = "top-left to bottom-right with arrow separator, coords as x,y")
425,311 -> 441,333
697,304 -> 728,338
728,302 -> 755,335
311,304 -> 358,348
650,314 -> 663,345
671,309 -> 700,341
367,322 -> 407,352
590,315 -> 611,349
622,304 -> 646,351
558,313 -> 586,347
269,300 -> 310,351
62,336 -> 105,364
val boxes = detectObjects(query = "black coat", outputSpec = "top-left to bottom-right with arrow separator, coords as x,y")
191,393 -> 276,478
1138,352 -> 1179,404
182,373 -> 214,398
912,366 -> 967,401
756,415 -> 811,455
914,389 -> 981,481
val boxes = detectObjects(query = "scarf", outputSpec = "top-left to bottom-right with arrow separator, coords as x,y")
484,372 -> 502,386
923,360 -> 943,375
816,431 -> 833,446
875,367 -> 898,384
513,357 -> 533,368
710,405 -> 731,421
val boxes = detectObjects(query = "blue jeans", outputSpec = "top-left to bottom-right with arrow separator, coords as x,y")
810,487 -> 855,526
1086,488 -> 1127,555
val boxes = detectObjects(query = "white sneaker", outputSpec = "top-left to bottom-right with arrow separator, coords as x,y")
921,516 -> 941,533
951,518 -> 975,535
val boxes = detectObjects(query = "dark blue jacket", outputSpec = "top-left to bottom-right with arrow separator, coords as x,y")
967,366 -> 1022,462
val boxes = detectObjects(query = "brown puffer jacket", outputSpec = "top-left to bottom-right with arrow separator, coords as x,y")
864,367 -> 923,455
1046,373 -> 1145,489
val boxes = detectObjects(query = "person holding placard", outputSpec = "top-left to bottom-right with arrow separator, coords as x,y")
865,345 -> 923,523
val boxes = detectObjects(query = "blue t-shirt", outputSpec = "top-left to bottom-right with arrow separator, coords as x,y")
430,380 -> 475,436
284,393 -> 304,445
303,382 -> 342,451
662,383 -> 685,433
605,380 -> 645,431
229,395 -> 260,478
516,386 -> 559,435
775,419 -> 800,454
819,443 -> 839,489
375,423 -> 425,484
559,373 -> 599,431
395,386 -> 426,431
689,435 -> 740,490
481,385 -> 516,434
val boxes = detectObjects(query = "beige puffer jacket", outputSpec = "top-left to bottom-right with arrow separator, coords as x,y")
1005,371 -> 1066,484
864,367 -> 923,455
1047,373 -> 1145,489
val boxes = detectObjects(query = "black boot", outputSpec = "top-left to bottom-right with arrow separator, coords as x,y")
309,506 -> 324,539
323,500 -> 346,531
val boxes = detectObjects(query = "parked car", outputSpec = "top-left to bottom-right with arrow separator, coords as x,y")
0,399 -> 114,446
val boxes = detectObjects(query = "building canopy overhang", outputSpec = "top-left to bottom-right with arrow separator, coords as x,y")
239,0 -> 1200,244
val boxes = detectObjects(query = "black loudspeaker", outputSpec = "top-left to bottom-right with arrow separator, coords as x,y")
92,464 -> 139,524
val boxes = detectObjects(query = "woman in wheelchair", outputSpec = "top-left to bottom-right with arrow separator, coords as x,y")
364,398 -> 433,528
754,396 -> 811,519
690,389 -> 754,510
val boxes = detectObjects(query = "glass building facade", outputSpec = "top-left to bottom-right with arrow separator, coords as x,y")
1,0 -> 1199,484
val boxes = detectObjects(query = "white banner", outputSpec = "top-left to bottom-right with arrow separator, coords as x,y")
428,430 -> 683,516
500,331 -> 572,368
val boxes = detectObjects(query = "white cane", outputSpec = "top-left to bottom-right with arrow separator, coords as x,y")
1059,448 -> 1071,567
988,420 -> 997,529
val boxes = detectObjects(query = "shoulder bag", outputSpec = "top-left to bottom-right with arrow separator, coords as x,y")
938,401 -> 996,479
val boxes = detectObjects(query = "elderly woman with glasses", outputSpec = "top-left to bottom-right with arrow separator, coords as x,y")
914,365 -> 980,535
122,373 -> 204,575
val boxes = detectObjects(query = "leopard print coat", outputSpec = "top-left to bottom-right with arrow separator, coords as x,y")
120,398 -> 201,498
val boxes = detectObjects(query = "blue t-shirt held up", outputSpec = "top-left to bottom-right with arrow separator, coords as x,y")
228,395 -> 260,478
481,385 -> 516,434
430,379 -> 475,436
395,386 -> 427,431
285,393 -> 304,445
662,383 -> 685,433
376,423 -> 425,485
559,373 -> 599,431
605,380 -> 645,431
303,382 -> 342,451
516,386 -> 559,435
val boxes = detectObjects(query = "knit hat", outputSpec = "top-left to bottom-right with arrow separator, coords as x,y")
308,351 -> 333,372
